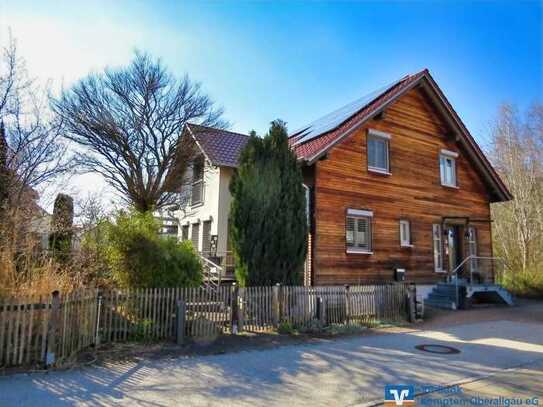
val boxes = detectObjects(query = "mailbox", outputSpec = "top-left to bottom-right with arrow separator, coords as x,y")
395,268 -> 406,282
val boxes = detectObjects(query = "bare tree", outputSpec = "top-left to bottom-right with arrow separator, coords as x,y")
0,33 -> 70,209
75,191 -> 110,230
52,52 -> 228,212
490,103 -> 543,281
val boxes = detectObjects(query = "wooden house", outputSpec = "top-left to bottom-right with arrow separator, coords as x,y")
164,70 -> 512,305
290,70 -> 512,306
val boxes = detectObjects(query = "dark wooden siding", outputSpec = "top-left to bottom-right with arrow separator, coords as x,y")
312,87 -> 493,285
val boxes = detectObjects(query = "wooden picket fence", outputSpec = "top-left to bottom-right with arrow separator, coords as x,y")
98,287 -> 234,344
0,290 -> 98,369
240,284 -> 409,332
0,283 -> 412,369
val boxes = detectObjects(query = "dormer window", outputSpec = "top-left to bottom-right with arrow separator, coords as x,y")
367,129 -> 390,174
439,149 -> 458,187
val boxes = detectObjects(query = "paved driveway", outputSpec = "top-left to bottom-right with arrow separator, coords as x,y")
1,318 -> 542,406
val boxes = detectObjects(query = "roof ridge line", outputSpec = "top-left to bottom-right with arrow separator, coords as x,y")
186,122 -> 250,138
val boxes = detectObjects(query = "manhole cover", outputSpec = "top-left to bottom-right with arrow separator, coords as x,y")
415,344 -> 461,354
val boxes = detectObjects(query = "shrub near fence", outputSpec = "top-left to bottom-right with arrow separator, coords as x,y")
0,283 -> 412,369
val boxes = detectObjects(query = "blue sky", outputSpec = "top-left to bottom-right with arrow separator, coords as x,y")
1,0 -> 541,201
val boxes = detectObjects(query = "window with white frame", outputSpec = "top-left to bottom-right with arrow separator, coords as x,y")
400,220 -> 412,247
439,150 -> 458,187
467,226 -> 478,272
433,224 -> 444,272
367,130 -> 390,173
346,209 -> 373,253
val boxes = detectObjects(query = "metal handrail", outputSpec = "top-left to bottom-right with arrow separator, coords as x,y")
200,255 -> 224,292
451,255 -> 502,308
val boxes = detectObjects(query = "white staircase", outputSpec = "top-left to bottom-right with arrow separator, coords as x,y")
200,255 -> 223,293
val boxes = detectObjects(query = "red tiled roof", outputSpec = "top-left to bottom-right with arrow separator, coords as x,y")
186,123 -> 250,168
289,70 -> 428,161
185,69 -> 511,202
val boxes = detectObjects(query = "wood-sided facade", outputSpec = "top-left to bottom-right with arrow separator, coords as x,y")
305,87 -> 497,285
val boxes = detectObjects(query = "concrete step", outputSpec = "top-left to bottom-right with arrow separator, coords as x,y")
425,298 -> 457,310
494,288 -> 514,305
466,284 -> 515,306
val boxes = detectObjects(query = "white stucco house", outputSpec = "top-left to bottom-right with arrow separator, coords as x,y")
156,124 -> 250,280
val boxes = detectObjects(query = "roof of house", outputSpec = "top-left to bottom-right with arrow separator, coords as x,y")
186,123 -> 250,168
288,69 -> 512,202
288,70 -> 427,160
184,70 -> 511,202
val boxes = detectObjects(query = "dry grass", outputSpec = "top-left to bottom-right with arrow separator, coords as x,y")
0,208 -> 101,298
0,245 -> 88,298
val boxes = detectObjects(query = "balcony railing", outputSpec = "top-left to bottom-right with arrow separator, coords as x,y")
191,179 -> 204,205
201,250 -> 235,274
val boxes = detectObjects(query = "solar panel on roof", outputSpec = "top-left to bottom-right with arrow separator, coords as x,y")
290,78 -> 403,146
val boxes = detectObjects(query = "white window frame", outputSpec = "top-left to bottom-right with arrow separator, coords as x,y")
346,209 -> 373,254
400,220 -> 413,247
439,149 -> 458,187
433,224 -> 445,272
367,129 -> 391,174
467,226 -> 478,272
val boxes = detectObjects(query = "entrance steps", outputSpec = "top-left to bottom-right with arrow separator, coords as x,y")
425,282 -> 514,310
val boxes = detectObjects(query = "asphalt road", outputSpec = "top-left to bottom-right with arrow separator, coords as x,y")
1,318 -> 542,406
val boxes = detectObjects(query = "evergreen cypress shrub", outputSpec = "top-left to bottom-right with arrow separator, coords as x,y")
230,120 -> 307,286
49,193 -> 74,261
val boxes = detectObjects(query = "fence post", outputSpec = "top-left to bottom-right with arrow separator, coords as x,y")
344,285 -> 351,325
176,300 -> 186,345
317,297 -> 327,326
45,290 -> 61,368
272,283 -> 281,328
407,284 -> 416,323
237,287 -> 245,333
95,292 -> 103,347
230,283 -> 239,334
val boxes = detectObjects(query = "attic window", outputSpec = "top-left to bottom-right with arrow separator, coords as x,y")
191,156 -> 205,205
439,150 -> 458,187
367,129 -> 390,174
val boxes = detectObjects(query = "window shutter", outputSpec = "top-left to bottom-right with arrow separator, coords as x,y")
182,225 -> 189,241
433,224 -> 443,272
191,223 -> 200,252
356,217 -> 371,251
202,220 -> 212,255
346,217 -> 355,246
346,210 -> 373,253
468,226 -> 478,272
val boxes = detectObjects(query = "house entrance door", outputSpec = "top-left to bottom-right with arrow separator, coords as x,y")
445,225 -> 463,278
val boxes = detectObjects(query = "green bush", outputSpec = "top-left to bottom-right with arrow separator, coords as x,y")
277,321 -> 295,335
88,210 -> 203,288
498,268 -> 543,298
